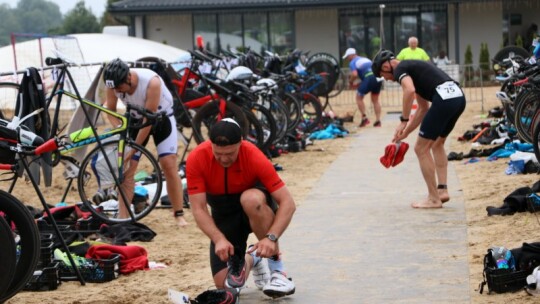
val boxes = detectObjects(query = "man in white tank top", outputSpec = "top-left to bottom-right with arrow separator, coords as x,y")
103,58 -> 188,227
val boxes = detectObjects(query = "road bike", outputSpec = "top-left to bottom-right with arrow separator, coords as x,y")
8,57 -> 166,224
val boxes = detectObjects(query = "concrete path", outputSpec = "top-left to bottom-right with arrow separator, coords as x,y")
241,114 -> 470,303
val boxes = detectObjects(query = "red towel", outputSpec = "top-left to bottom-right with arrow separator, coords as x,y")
86,244 -> 149,274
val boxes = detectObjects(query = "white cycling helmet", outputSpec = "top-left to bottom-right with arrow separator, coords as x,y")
226,66 -> 253,82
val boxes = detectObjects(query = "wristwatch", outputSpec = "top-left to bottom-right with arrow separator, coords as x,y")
265,233 -> 278,242
400,115 -> 410,122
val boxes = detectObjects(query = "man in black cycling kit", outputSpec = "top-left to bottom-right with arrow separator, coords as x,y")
103,58 -> 188,227
372,50 -> 466,208
186,118 -> 296,299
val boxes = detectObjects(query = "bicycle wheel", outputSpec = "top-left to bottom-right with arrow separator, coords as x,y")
264,96 -> 289,144
299,93 -> 323,133
499,79 -> 519,126
244,103 -> 274,151
324,69 -> 347,105
0,215 -> 17,300
0,190 -> 40,303
280,92 -> 302,133
306,52 -> 341,98
532,117 -> 540,165
513,89 -> 540,143
77,140 -> 163,224
0,82 -> 20,121
191,100 -> 248,144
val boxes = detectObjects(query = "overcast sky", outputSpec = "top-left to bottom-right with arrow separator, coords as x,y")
0,0 -> 107,17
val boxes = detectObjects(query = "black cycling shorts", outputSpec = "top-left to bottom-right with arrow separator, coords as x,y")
207,186 -> 278,276
419,91 -> 466,140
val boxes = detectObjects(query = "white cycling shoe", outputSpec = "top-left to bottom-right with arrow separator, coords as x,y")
251,258 -> 270,290
262,271 -> 295,298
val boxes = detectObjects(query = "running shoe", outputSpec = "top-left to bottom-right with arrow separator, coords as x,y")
252,258 -> 270,290
262,271 -> 295,298
225,253 -> 247,289
359,117 -> 370,127
373,120 -> 381,127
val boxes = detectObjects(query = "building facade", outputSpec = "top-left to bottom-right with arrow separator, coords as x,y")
109,0 -> 540,64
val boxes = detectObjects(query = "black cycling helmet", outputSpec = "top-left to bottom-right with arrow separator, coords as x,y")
372,49 -> 395,77
103,58 -> 129,88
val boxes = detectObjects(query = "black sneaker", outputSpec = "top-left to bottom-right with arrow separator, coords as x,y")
224,251 -> 247,289
373,120 -> 381,127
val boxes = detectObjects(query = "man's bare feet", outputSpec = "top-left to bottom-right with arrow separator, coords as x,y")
175,215 -> 189,227
411,198 -> 443,209
437,185 -> 449,203
438,189 -> 450,203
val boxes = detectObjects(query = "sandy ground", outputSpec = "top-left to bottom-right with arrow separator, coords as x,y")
5,86 -> 540,303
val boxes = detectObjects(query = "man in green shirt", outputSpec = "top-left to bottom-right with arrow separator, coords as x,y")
396,37 -> 430,61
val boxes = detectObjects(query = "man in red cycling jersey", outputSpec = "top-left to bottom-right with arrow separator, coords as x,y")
186,118 -> 296,299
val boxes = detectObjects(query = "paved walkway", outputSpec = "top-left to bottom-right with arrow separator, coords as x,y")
241,114 -> 470,303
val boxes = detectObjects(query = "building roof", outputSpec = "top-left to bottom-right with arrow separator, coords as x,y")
109,0 -> 462,14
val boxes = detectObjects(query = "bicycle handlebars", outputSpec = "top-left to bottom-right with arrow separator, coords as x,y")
188,50 -> 214,64
125,104 -> 168,129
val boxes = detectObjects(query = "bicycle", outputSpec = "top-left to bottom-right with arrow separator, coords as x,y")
0,121 -> 82,301
0,190 -> 41,303
10,57 -> 167,224
53,97 -> 166,224
260,51 -> 324,134
0,215 -> 17,300
171,50 -> 265,149
273,72 -> 324,134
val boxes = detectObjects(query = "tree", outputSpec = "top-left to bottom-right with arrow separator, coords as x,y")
15,0 -> 63,34
0,4 -> 22,46
515,35 -> 523,48
479,43 -> 491,81
464,44 -> 474,82
54,1 -> 100,35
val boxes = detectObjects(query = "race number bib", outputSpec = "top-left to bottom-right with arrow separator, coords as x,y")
436,81 -> 463,100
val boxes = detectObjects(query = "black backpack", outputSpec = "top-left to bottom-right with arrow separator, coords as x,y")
15,68 -> 52,186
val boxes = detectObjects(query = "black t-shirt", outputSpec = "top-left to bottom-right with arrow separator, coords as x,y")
393,60 -> 453,101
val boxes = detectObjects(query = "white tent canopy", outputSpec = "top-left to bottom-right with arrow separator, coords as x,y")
0,33 -> 188,72
0,33 -> 189,109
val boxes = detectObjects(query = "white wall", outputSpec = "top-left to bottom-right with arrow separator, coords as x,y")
295,9 -> 339,60
134,16 -> 144,39
458,2 -> 503,65
145,14 -> 193,51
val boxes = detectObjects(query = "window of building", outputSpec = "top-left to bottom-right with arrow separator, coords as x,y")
270,12 -> 294,54
193,12 -> 293,55
339,4 -> 447,62
422,11 -> 448,60
193,14 -> 217,51
244,13 -> 268,54
339,14 -> 366,56
218,14 -> 242,52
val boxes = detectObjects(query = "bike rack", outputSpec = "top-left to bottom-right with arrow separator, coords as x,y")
18,156 -> 86,285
